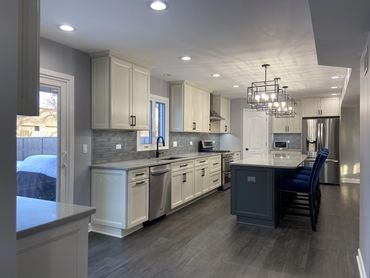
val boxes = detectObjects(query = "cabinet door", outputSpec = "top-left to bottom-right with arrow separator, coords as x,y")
288,101 -> 302,133
191,87 -> 202,132
201,167 -> 210,193
183,84 -> 194,132
132,65 -> 150,130
91,169 -> 126,228
182,170 -> 195,202
92,57 -> 110,129
127,179 -> 149,229
171,172 -> 184,209
110,57 -> 132,129
320,97 -> 340,117
301,98 -> 321,117
272,117 -> 288,133
223,98 -> 231,133
209,171 -> 221,190
201,92 -> 210,132
194,167 -> 204,197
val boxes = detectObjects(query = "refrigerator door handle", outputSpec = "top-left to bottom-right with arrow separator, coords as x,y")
326,158 -> 339,163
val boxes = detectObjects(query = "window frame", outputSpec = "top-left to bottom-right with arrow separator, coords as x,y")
137,94 -> 169,152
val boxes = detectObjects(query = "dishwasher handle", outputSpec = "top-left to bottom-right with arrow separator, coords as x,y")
150,166 -> 171,176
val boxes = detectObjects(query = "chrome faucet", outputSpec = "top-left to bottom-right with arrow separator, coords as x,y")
156,136 -> 165,158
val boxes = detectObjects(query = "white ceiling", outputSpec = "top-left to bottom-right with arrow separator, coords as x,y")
40,0 -> 348,99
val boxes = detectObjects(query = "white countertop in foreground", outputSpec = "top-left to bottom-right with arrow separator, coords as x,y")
17,197 -> 96,239
91,152 -> 222,170
231,152 -> 307,169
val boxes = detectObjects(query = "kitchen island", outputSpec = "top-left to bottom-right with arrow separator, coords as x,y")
16,197 -> 95,278
230,152 -> 306,228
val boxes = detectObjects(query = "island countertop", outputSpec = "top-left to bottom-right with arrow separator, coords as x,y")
91,152 -> 222,171
17,196 -> 96,239
231,152 -> 307,169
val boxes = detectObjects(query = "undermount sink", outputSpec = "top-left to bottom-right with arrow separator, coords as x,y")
160,156 -> 184,161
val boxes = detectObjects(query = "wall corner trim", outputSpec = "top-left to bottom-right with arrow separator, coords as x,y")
357,248 -> 368,278
340,178 -> 360,184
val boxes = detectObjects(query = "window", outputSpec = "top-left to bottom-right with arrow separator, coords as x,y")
137,95 -> 169,151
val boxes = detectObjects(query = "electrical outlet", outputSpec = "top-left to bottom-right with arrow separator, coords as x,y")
189,141 -> 193,146
115,144 -> 122,150
82,144 -> 88,154
173,141 -> 178,147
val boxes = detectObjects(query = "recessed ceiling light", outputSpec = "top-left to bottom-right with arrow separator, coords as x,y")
331,76 -> 342,79
150,1 -> 167,11
331,86 -> 339,89
331,93 -> 339,96
212,73 -> 221,78
180,56 -> 191,61
58,24 -> 75,32
233,85 -> 239,88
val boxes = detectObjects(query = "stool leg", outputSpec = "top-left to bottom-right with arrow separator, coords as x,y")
309,194 -> 317,231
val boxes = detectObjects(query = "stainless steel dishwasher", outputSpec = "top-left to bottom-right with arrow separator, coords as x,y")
149,164 -> 171,221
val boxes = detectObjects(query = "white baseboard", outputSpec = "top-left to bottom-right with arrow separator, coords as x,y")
341,178 -> 360,184
357,248 -> 367,278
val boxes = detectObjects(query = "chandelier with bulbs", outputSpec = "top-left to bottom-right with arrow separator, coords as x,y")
246,64 -> 296,118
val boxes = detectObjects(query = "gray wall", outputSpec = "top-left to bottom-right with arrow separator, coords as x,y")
151,76 -> 169,98
220,98 -> 249,152
40,38 -> 92,206
93,131 -> 220,164
340,105 -> 360,180
0,0 -> 17,275
360,34 -> 370,277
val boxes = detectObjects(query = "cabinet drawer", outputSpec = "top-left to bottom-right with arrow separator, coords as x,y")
171,160 -> 194,172
194,157 -> 209,167
210,171 -> 221,190
128,168 -> 149,183
209,156 -> 221,172
233,152 -> 241,161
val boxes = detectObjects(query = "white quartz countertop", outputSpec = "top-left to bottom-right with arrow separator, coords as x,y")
231,152 -> 307,169
17,196 -> 96,239
91,152 -> 222,170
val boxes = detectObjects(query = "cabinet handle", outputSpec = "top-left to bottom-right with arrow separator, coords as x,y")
182,173 -> 187,183
213,179 -> 219,183
135,181 -> 145,185
133,115 -> 136,126
213,162 -> 219,166
199,160 -> 206,163
225,125 -> 228,132
209,123 -> 211,131
193,122 -> 196,130
130,115 -> 134,126
180,164 -> 188,168
202,168 -> 205,177
135,173 -> 145,177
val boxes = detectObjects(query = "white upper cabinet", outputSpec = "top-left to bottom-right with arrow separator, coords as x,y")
211,96 -> 231,134
18,0 -> 40,116
301,97 -> 340,117
272,101 -> 302,133
170,81 -> 210,133
92,53 -> 150,130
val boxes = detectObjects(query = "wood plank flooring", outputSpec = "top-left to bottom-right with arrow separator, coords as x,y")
88,183 -> 359,278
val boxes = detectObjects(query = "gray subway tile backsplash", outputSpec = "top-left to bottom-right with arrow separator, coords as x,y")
272,133 -> 302,150
93,130 -> 220,164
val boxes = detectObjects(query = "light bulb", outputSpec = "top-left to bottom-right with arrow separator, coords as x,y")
255,95 -> 261,101
261,93 -> 267,100
284,107 -> 288,112
268,102 -> 273,108
274,102 -> 279,108
271,93 -> 276,100
277,107 -> 281,112
288,106 -> 293,111
281,101 -> 286,107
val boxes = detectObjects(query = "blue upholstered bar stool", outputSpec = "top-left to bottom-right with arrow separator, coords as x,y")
276,149 -> 328,231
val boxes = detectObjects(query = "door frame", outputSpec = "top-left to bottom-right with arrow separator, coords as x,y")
40,68 -> 75,204
242,109 -> 270,158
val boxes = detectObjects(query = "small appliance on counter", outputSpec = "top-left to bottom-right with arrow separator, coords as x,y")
199,140 -> 241,190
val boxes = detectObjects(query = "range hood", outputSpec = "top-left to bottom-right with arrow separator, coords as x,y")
210,109 -> 225,121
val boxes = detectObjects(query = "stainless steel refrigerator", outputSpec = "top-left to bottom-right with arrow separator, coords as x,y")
302,117 -> 340,185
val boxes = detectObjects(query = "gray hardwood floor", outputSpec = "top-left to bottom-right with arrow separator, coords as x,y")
88,183 -> 359,278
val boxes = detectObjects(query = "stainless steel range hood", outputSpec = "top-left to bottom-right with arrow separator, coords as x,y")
210,109 -> 224,121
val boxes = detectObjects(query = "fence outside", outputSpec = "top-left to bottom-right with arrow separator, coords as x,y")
17,137 -> 57,161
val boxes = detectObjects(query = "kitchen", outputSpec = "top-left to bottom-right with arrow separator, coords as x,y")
2,0 -> 369,278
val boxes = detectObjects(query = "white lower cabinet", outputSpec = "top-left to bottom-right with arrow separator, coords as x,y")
209,171 -> 222,190
195,166 -> 210,195
171,161 -> 195,209
91,168 -> 149,238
